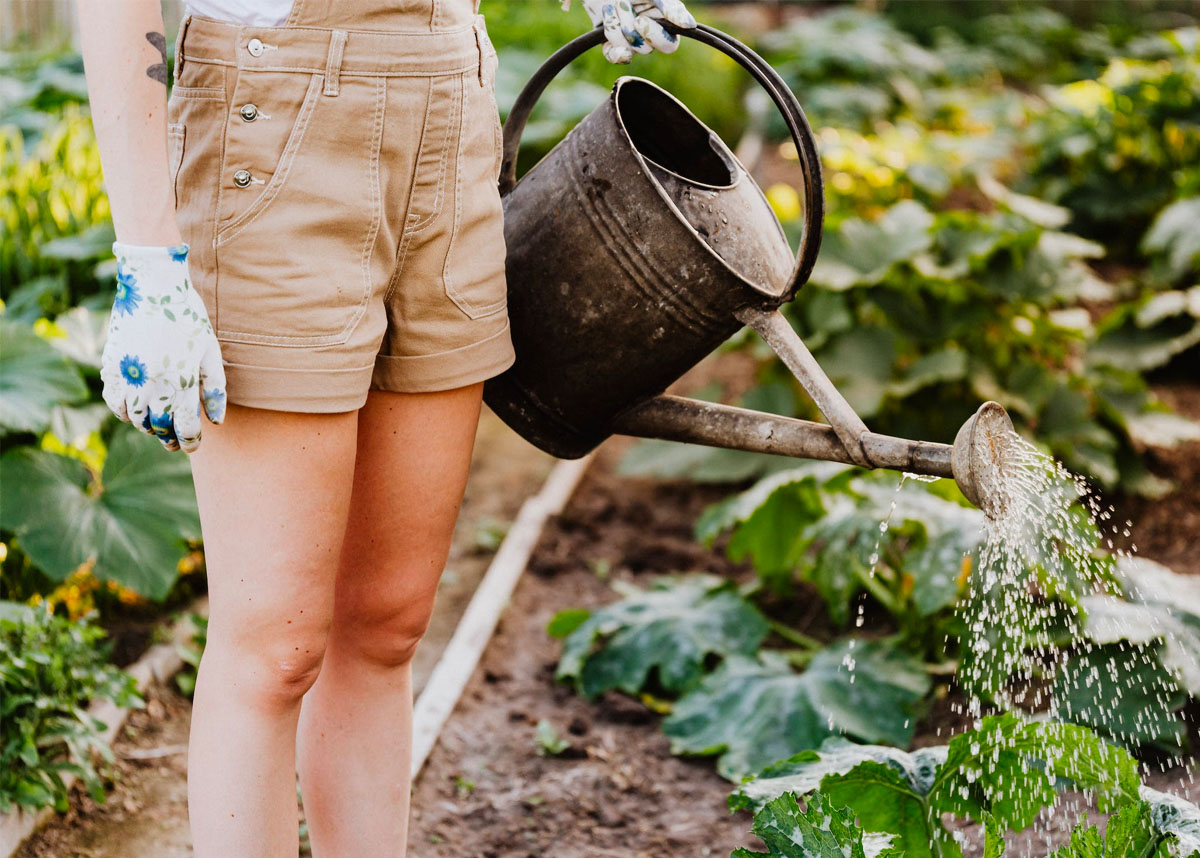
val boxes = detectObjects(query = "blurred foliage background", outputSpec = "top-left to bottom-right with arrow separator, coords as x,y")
1,0 -> 1199,811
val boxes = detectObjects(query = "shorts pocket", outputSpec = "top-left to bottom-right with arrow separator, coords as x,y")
167,123 -> 185,211
442,70 -> 508,321
212,74 -> 387,346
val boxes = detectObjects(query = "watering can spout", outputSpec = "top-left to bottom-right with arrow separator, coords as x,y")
612,396 -> 1015,519
612,305 -> 1018,519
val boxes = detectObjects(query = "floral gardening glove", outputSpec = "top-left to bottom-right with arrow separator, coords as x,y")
564,0 -> 697,64
100,242 -> 227,453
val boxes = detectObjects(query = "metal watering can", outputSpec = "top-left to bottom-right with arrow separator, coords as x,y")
483,24 -> 1014,517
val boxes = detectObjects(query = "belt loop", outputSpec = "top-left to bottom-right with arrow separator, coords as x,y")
173,13 -> 192,80
323,29 -> 348,97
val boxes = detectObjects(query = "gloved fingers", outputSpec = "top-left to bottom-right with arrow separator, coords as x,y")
175,386 -> 203,454
141,403 -> 181,453
100,365 -> 130,423
641,0 -> 696,26
634,15 -> 679,53
614,0 -> 653,54
602,40 -> 633,64
599,2 -> 634,63
198,346 -> 228,425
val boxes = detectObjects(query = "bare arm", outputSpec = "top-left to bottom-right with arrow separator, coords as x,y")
76,0 -> 181,246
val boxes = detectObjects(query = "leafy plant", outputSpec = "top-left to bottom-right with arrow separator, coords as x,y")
0,318 -> 89,434
174,611 -> 207,698
1,115 -> 114,310
1090,287 -> 1200,374
1142,197 -> 1200,284
533,720 -> 571,757
0,421 -> 201,599
730,713 -> 1140,858
696,464 -> 982,629
0,601 -> 141,813
732,791 -> 896,858
664,642 -> 930,780
551,574 -> 769,699
1025,36 -> 1200,258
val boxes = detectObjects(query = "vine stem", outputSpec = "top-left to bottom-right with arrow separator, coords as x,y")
768,619 -> 823,651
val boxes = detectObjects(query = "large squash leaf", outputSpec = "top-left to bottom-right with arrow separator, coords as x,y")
1052,643 -> 1188,752
732,791 -> 899,858
0,320 -> 88,434
928,714 -> 1141,830
663,640 -> 929,779
0,423 -> 200,599
553,575 -> 769,699
1143,786 -> 1200,858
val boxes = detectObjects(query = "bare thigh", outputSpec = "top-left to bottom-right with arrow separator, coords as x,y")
327,383 -> 483,661
186,402 -> 360,692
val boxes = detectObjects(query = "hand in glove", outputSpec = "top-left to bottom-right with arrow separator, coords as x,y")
100,242 -> 227,453
564,0 -> 697,64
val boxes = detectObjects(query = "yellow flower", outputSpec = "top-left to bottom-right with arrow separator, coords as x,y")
766,183 -> 802,223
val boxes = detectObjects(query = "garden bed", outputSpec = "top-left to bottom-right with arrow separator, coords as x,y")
407,367 -> 1200,856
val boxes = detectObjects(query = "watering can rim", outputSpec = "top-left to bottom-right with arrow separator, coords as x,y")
497,22 -> 826,307
608,75 -> 791,299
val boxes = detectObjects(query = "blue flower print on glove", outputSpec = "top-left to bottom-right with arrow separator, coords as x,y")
100,242 -> 228,453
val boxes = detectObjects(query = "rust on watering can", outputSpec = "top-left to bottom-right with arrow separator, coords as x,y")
482,24 -> 1015,516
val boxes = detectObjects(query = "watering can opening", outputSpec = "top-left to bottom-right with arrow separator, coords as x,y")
614,78 -> 738,190
612,77 -> 794,299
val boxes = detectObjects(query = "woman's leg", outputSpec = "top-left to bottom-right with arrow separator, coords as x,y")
186,402 -> 361,858
295,382 -> 484,858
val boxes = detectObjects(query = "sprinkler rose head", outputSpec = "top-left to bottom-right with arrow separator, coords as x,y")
952,401 -> 1016,519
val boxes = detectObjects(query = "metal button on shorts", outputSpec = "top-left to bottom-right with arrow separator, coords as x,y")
167,0 -> 513,413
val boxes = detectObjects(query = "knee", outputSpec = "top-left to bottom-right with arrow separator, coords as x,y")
332,582 -> 438,669
205,617 -> 330,710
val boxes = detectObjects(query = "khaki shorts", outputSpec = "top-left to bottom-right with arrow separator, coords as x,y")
168,8 -> 514,412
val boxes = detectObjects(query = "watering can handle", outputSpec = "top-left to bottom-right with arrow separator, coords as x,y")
498,23 -> 825,303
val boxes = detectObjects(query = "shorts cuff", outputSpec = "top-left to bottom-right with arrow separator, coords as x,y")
223,359 -> 376,413
371,320 -> 516,393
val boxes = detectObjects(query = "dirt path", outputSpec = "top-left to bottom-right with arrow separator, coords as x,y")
14,406 -> 554,858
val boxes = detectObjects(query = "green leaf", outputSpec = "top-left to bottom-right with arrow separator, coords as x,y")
886,348 -> 969,399
928,713 -> 1142,830
0,423 -> 200,599
733,792 -> 898,858
0,321 -> 88,434
983,812 -> 1007,858
555,575 -> 768,699
1089,288 -> 1200,373
694,463 -> 853,549
1142,198 -> 1200,282
547,609 -> 590,639
1142,786 -> 1200,857
729,739 -> 946,813
38,222 -> 115,261
1052,644 -> 1188,752
1049,801 -> 1157,858
809,201 -> 935,291
1079,594 -> 1200,696
664,641 -> 929,780
44,306 -> 108,369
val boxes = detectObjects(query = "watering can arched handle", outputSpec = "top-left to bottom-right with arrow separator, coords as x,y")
498,23 -> 825,303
